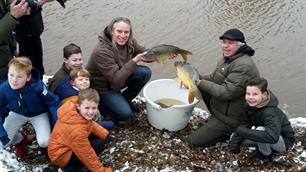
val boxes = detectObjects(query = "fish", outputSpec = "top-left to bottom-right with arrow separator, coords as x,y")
174,61 -> 200,104
144,44 -> 192,64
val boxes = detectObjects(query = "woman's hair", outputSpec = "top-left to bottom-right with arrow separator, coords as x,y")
63,43 -> 82,59
8,57 -> 32,76
70,68 -> 91,81
107,17 -> 133,50
245,77 -> 268,93
77,88 -> 100,104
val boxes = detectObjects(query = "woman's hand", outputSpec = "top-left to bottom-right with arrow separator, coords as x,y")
133,52 -> 155,63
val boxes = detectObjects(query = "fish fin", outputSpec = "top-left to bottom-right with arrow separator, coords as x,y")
181,53 -> 189,63
188,91 -> 195,104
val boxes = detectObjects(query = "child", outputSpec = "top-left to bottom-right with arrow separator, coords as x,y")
56,68 -> 115,130
0,57 -> 61,158
56,68 -> 91,104
229,78 -> 295,160
48,43 -> 83,93
48,88 -> 112,172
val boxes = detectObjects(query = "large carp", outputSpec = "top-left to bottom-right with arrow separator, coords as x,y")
144,44 -> 192,64
174,61 -> 200,104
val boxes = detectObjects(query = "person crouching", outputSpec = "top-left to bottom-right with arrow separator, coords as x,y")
48,88 -> 112,172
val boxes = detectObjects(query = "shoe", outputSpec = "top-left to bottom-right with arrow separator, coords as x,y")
99,120 -> 116,130
130,103 -> 141,113
37,147 -> 48,155
249,150 -> 272,161
15,132 -> 28,158
256,151 -> 273,161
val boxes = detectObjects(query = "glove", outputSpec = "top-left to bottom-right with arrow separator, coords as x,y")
0,136 -> 10,148
229,143 -> 241,154
229,132 -> 242,154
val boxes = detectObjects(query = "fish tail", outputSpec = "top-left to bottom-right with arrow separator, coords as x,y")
188,85 -> 201,104
188,93 -> 195,104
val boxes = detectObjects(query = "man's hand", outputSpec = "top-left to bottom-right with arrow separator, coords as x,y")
10,0 -> 29,19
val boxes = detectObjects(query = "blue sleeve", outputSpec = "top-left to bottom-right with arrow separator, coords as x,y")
38,82 -> 61,128
54,75 -> 78,100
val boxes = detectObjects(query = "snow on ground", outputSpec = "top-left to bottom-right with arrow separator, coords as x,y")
0,102 -> 305,171
0,77 -> 305,171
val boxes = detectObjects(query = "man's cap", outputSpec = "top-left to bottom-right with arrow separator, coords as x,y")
219,28 -> 245,43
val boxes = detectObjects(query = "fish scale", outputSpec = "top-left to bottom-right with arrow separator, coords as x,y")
145,44 -> 192,64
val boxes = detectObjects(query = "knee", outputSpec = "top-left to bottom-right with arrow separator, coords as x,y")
117,109 -> 133,121
136,66 -> 151,80
109,106 -> 133,121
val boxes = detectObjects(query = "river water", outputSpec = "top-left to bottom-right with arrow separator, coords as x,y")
41,0 -> 306,118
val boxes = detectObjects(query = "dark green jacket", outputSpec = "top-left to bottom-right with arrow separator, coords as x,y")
230,91 -> 295,150
48,64 -> 70,92
198,45 -> 260,127
0,0 -> 19,75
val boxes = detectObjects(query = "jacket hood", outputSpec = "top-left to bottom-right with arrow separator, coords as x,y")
225,44 -> 255,62
264,91 -> 279,108
98,27 -> 112,44
57,100 -> 88,125
236,44 -> 255,56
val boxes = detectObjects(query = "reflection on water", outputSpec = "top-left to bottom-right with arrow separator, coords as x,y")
41,0 -> 306,117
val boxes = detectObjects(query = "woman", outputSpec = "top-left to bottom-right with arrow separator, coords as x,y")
86,17 -> 152,122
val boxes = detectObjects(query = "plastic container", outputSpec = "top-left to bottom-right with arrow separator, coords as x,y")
143,79 -> 199,131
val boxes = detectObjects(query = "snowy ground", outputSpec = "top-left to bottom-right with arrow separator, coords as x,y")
0,76 -> 305,171
0,96 -> 306,172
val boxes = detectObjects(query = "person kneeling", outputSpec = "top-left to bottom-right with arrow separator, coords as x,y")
0,57 -> 60,158
48,88 -> 112,172
229,78 -> 295,160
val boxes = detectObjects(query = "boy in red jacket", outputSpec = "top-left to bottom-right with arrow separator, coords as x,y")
48,88 -> 112,172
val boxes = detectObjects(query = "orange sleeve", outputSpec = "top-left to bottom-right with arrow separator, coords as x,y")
91,122 -> 109,140
70,133 -> 104,171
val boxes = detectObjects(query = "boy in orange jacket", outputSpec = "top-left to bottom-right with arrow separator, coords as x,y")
48,88 -> 112,172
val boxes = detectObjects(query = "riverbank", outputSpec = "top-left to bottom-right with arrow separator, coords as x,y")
0,97 -> 305,171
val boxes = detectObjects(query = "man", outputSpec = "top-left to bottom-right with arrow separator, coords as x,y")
0,0 -> 28,84
188,28 -> 260,148
14,0 -> 56,79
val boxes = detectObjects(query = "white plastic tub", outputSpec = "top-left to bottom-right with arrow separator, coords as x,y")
143,79 -> 199,131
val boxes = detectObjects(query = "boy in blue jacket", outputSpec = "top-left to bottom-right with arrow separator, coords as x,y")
0,57 -> 61,158
229,78 -> 295,160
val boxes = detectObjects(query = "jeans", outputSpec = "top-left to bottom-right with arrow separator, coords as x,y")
99,65 -> 151,121
4,112 -> 51,147
18,35 -> 44,78
241,126 -> 286,155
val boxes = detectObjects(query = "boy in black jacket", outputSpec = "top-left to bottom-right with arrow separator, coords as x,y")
229,78 -> 295,160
